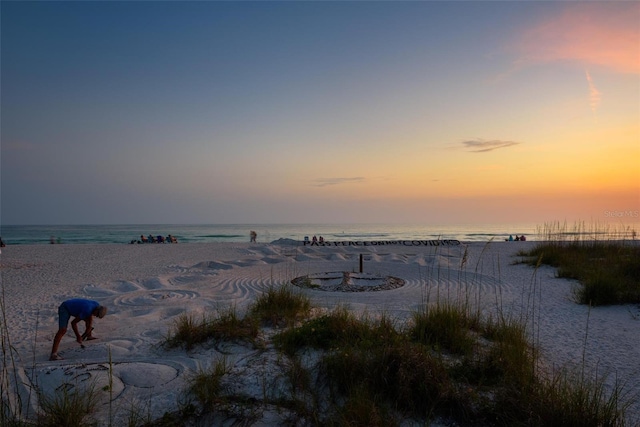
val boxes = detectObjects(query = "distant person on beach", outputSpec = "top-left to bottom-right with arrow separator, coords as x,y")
520,235 -> 526,241
508,235 -> 514,241
167,234 -> 178,243
141,234 -> 148,243
250,230 -> 257,243
50,298 -> 107,361
0,236 -> 5,247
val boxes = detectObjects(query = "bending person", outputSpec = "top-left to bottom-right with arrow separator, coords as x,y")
50,298 -> 107,361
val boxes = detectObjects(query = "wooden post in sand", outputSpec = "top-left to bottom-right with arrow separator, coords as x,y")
359,254 -> 363,273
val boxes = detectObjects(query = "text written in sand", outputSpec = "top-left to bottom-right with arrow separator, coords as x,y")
304,240 -> 461,247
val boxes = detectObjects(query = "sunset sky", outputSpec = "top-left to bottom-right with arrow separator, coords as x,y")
2,1 -> 638,225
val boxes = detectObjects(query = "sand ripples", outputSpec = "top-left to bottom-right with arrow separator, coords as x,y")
113,290 -> 200,307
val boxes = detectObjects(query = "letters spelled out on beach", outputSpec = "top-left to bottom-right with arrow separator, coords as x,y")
303,239 -> 461,247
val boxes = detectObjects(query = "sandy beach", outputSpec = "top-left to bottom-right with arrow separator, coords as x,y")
1,240 -> 639,425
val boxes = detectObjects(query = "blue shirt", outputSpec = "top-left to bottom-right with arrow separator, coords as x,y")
62,299 -> 99,320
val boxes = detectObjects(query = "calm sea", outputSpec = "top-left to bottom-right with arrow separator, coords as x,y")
0,222 -> 637,245
0,223 -> 538,245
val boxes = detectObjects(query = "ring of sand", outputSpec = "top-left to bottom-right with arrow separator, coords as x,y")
292,271 -> 405,292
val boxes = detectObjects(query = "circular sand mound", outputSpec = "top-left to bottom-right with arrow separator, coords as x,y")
292,271 -> 404,292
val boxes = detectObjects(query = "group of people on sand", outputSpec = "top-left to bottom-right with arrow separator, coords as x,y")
507,235 -> 526,241
131,234 -> 178,244
304,235 -> 325,243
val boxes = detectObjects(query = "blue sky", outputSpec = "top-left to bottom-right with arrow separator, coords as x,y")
2,1 -> 638,225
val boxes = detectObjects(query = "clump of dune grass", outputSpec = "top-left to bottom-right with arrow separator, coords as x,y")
409,301 -> 480,356
164,284 -> 312,351
249,284 -> 311,327
491,365 -> 633,427
480,316 -> 536,387
325,383 -> 398,426
37,382 -> 98,427
519,221 -> 640,305
273,306 -> 401,356
271,299 -> 631,426
324,338 -> 456,419
185,358 -> 229,413
275,307 -> 463,421
164,306 -> 259,350
531,368 -> 632,427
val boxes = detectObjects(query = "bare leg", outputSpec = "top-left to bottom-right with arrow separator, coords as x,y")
50,327 -> 67,360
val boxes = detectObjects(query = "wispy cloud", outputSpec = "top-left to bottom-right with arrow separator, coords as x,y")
585,70 -> 601,115
461,139 -> 520,153
509,3 -> 639,74
311,177 -> 365,187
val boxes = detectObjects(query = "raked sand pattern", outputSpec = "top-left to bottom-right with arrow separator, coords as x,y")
1,241 -> 639,425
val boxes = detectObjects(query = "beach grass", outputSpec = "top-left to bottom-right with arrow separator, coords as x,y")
409,301 -> 480,356
269,299 -> 629,426
164,306 -> 259,351
36,381 -> 99,427
0,279 -> 28,427
273,306 -> 402,356
519,221 -> 640,305
4,285 -> 633,426
528,368 -> 632,427
248,284 -> 312,327
185,357 -> 229,413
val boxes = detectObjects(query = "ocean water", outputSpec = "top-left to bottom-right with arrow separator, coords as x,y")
0,222 -> 637,245
0,223 -> 538,245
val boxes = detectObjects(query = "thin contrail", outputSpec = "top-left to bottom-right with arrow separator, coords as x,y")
585,70 -> 601,117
